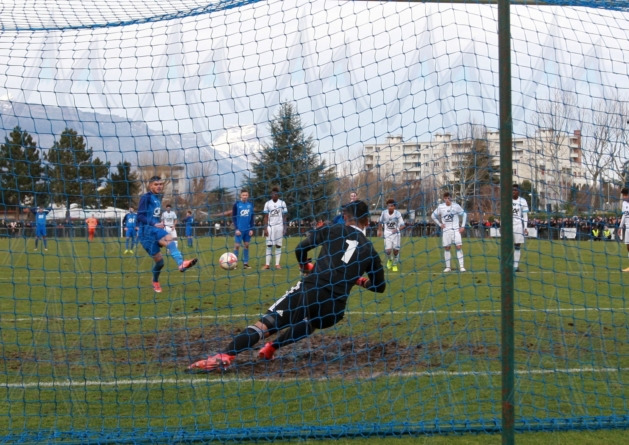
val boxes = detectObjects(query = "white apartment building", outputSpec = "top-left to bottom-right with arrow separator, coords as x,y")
364,131 -> 587,206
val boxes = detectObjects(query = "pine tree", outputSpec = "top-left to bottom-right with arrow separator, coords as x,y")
100,161 -> 140,208
247,102 -> 336,221
45,128 -> 110,211
0,126 -> 44,210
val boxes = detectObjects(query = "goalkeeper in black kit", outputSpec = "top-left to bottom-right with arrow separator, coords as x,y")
187,200 -> 386,372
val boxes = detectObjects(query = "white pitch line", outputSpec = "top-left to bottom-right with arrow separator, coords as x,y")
2,367 -> 628,390
0,270 -> 626,282
1,307 -> 626,323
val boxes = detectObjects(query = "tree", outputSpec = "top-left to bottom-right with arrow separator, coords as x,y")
453,123 -> 498,212
207,187 -> 236,218
45,128 -> 110,211
578,93 -> 628,209
247,102 -> 336,221
100,161 -> 141,208
0,126 -> 44,210
530,89 -> 577,209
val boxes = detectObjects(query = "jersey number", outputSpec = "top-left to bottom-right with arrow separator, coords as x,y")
342,240 -> 358,263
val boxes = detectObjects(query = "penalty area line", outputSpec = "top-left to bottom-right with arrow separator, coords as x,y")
3,367 -> 629,390
1,306 -> 627,323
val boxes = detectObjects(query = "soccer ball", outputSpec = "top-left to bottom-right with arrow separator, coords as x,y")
219,252 -> 238,270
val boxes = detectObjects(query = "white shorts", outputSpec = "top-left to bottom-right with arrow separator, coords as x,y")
624,228 -> 629,244
266,225 -> 284,246
514,230 -> 525,245
165,226 -> 178,239
442,230 -> 462,247
384,233 -> 401,251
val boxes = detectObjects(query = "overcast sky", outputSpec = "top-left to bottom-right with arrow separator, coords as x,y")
0,0 -> 628,166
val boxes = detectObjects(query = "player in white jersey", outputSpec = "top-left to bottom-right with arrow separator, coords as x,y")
262,187 -> 288,269
162,205 -> 178,250
618,188 -> 629,272
512,184 -> 529,272
431,192 -> 467,273
378,199 -> 405,272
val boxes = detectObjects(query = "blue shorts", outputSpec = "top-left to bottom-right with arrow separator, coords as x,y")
185,228 -> 193,237
235,231 -> 252,244
36,226 -> 46,237
140,226 -> 170,256
126,228 -> 137,238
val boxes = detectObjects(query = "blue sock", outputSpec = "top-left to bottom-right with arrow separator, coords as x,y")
234,249 -> 239,259
167,241 -> 183,267
188,238 -> 193,247
35,238 -> 38,248
243,248 -> 249,264
126,238 -> 130,249
43,238 -> 47,249
152,259 -> 164,282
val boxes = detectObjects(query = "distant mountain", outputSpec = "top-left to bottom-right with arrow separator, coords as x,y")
0,101 -> 262,188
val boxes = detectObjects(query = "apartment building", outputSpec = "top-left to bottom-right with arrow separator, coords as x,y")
363,130 -> 587,203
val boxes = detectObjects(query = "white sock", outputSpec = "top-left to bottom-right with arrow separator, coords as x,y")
275,247 -> 282,266
514,250 -> 521,268
444,250 -> 451,268
457,250 -> 464,268
394,254 -> 400,265
266,247 -> 272,266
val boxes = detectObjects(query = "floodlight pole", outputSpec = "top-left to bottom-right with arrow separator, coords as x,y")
498,0 -> 515,443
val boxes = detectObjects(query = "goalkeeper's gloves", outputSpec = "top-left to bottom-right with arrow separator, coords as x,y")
356,277 -> 369,289
300,260 -> 315,276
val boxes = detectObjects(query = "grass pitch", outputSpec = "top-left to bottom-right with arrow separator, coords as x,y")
0,235 -> 627,442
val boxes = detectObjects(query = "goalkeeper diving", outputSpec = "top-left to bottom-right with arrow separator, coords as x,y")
187,200 -> 386,372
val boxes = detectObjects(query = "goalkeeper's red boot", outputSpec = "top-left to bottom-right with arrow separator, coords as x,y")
186,353 -> 235,373
152,282 -> 162,293
258,342 -> 278,360
179,258 -> 198,272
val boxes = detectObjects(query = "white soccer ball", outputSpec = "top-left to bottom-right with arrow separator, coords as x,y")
219,252 -> 238,270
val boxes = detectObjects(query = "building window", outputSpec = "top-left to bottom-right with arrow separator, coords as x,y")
513,169 -> 517,175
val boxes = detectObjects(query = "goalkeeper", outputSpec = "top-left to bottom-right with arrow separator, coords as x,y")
187,200 -> 386,372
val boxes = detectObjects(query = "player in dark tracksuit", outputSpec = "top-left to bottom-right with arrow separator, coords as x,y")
187,200 -> 386,372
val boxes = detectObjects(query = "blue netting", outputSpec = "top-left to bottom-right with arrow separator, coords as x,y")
1,0 -> 628,443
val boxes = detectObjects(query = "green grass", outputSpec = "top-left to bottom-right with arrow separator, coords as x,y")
0,235 -> 628,442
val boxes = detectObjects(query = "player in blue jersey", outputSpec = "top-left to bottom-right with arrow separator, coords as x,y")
232,189 -> 255,269
30,206 -> 51,251
123,207 -> 138,254
181,210 -> 194,248
137,176 -> 198,293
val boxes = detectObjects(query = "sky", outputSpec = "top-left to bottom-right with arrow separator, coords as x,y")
0,0 -> 628,172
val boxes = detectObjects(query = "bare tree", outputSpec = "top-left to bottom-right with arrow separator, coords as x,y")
579,94 -> 628,208
184,160 -> 216,211
530,89 -> 578,210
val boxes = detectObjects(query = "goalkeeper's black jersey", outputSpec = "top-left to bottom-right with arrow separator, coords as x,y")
295,223 -> 386,299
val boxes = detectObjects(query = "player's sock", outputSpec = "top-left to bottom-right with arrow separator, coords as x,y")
275,247 -> 282,266
444,250 -> 451,268
152,259 -> 164,282
243,248 -> 249,264
35,238 -> 38,248
393,253 -> 400,265
274,320 -> 313,348
167,242 -> 183,267
233,249 -> 239,259
514,249 -> 521,269
43,238 -> 48,249
126,238 -> 130,250
457,250 -> 464,268
188,238 -> 193,247
266,247 -> 272,265
223,326 -> 263,355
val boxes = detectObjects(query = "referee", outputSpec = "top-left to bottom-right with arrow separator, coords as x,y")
187,200 -> 386,372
